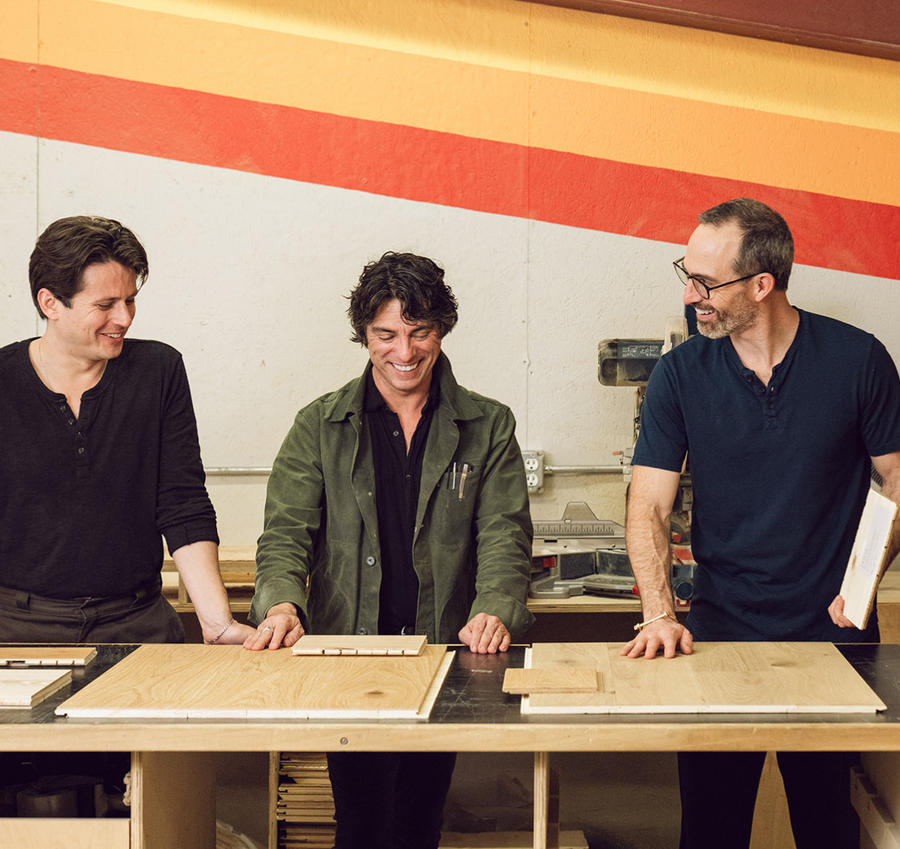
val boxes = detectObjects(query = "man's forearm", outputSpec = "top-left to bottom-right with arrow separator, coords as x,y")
625,495 -> 675,617
171,540 -> 234,636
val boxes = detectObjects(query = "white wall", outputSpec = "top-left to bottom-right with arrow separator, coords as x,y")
2,133 -> 898,543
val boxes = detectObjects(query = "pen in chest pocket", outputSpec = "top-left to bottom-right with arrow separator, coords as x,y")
458,464 -> 468,500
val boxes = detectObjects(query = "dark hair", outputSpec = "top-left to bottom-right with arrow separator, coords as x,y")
698,198 -> 794,291
29,216 -> 149,318
347,252 -> 459,346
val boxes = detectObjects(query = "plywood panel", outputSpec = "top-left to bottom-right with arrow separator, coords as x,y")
523,643 -> 886,715
56,644 -> 452,719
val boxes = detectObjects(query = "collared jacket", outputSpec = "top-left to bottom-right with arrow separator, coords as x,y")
250,353 -> 535,643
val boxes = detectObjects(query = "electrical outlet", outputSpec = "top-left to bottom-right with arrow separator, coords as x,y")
521,450 -> 544,493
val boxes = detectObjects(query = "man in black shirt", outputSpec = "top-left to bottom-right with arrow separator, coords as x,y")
0,215 -> 253,646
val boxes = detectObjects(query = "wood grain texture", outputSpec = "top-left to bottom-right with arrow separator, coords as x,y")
56,644 -> 452,719
0,646 -> 96,667
502,667 -> 599,694
292,634 -> 427,656
0,818 -> 129,848
522,643 -> 886,715
0,668 -> 72,707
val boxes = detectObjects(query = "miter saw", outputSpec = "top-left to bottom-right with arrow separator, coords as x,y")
529,501 -> 694,602
528,316 -> 696,602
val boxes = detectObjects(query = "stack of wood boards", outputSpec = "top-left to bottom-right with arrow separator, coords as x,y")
521,642 -> 886,714
0,646 -> 96,708
276,753 -> 335,849
56,643 -> 453,719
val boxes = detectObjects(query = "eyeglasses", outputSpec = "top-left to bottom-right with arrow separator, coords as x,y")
673,257 -> 763,300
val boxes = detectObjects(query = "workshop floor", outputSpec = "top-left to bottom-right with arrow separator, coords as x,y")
445,751 -> 681,849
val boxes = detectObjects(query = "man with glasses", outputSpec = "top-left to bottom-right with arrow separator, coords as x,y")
622,198 -> 900,849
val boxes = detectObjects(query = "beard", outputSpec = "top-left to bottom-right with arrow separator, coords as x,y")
694,284 -> 759,339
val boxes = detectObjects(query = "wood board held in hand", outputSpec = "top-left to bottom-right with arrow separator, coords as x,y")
0,668 -> 73,708
292,634 -> 426,656
521,642 -> 886,715
0,646 -> 97,667
55,644 -> 452,719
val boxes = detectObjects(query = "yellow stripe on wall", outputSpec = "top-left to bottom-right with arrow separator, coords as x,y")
86,0 -> 900,132
8,0 -> 900,205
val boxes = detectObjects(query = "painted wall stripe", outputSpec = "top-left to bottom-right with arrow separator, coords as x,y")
2,59 -> 898,280
4,0 -> 894,209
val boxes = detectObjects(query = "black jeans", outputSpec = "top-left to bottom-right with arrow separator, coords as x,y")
326,751 -> 457,849
678,750 -> 860,849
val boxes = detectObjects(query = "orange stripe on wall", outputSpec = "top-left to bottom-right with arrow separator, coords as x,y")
3,59 -> 898,280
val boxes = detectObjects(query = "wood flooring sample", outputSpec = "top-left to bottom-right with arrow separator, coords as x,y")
292,634 -> 427,656
0,647 -> 96,667
522,642 -> 886,715
502,667 -> 599,694
0,669 -> 72,707
57,644 -> 452,719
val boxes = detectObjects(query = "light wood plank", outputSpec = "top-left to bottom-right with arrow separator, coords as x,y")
0,668 -> 72,707
523,642 -> 886,715
56,644 -> 451,719
502,667 -> 599,694
0,646 -> 97,667
292,634 -> 427,656
0,818 -> 129,848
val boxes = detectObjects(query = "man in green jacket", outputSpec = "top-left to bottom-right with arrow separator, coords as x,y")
246,251 -> 533,849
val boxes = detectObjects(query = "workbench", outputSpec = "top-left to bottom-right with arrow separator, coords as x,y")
3,643 -> 900,849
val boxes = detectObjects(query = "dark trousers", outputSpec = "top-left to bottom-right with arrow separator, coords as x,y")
0,578 -> 184,644
0,578 -> 183,796
326,751 -> 457,849
678,750 -> 860,849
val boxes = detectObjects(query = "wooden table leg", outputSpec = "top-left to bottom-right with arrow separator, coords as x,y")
130,751 -> 217,849
534,751 -> 549,849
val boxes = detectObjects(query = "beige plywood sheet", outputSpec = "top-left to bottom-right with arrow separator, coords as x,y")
522,642 -> 886,715
0,647 -> 97,667
292,634 -> 427,656
56,644 -> 452,719
0,668 -> 72,708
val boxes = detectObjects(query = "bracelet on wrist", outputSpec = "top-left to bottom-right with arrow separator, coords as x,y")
633,612 -> 676,632
205,617 -> 235,644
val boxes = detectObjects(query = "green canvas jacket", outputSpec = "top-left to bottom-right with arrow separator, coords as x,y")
250,353 -> 535,643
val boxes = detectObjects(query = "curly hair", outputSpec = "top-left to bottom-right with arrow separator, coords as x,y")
29,216 -> 149,318
347,252 -> 459,346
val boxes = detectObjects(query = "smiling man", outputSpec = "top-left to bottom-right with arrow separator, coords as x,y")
622,199 -> 900,849
0,215 -> 253,646
247,251 -> 533,849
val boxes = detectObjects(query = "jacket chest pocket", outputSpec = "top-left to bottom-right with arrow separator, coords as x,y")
431,464 -> 480,540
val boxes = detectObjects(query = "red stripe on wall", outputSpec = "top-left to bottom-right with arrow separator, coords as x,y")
2,59 -> 898,280
2,59 -> 39,136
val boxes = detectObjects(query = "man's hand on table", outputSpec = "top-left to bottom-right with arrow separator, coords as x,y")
620,616 -> 693,659
458,613 -> 511,654
244,602 -> 305,650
